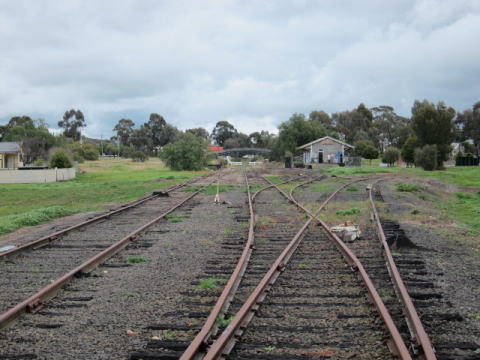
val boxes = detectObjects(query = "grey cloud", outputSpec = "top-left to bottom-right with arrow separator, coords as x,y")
0,0 -> 479,138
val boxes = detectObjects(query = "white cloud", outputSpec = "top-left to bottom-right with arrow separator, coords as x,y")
0,0 -> 479,138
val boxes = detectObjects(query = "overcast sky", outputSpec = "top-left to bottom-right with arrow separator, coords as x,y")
1,0 -> 479,138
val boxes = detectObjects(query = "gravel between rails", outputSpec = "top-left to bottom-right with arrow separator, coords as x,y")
200,174 -> 395,359
304,177 -> 423,355
229,223 -> 395,360
225,176 -> 396,359
128,171 -> 309,359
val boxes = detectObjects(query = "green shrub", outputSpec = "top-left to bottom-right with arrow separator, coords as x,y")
354,141 -> 378,163
382,147 -> 400,166
415,145 -> 437,171
119,146 -> 133,158
160,133 -> 208,171
49,149 -> 73,168
73,153 -> 85,163
131,151 -> 148,162
83,148 -> 99,161
401,136 -> 419,167
70,142 -> 99,161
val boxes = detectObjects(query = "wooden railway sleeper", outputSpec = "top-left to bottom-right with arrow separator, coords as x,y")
26,299 -> 43,313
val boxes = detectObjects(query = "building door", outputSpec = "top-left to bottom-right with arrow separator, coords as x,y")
6,155 -> 15,169
318,151 -> 323,163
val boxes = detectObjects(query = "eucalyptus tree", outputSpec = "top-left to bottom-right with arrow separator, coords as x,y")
113,118 -> 135,146
411,100 -> 456,166
58,109 -> 86,141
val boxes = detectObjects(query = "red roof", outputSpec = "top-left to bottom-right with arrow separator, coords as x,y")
208,146 -> 224,152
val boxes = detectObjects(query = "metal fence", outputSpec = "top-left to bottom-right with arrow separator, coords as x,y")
455,156 -> 479,166
345,156 -> 362,167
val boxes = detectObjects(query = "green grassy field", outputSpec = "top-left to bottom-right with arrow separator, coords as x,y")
0,158 -> 207,236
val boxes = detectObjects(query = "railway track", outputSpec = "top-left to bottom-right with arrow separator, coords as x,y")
0,169 -> 457,359
285,176 -> 437,359
200,175 -> 412,360
212,178 -> 399,359
0,174 -> 210,259
128,171 -> 425,359
0,171 -> 220,331
129,170 -> 314,359
191,172 -> 440,359
370,181 -> 480,360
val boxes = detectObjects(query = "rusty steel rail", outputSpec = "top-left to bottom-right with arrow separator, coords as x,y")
180,171 -> 306,360
274,177 -> 413,356
179,170 -> 254,359
369,180 -> 437,359
203,176 -> 412,360
0,174 -> 210,259
287,175 -> 326,200
281,176 -> 413,359
0,178 -> 216,331
250,174 -> 307,202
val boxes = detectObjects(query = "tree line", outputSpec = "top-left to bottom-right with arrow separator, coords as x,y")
199,100 -> 478,170
0,109 -> 97,166
110,99 -> 478,171
1,99 -> 478,170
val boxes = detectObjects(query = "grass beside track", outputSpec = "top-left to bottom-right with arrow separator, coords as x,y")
408,168 -> 480,236
0,158 -> 207,236
324,165 -> 480,237
324,164 -> 480,187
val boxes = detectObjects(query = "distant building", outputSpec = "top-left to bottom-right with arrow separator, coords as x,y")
0,142 -> 23,169
297,136 -> 354,164
208,146 -> 224,152
451,139 -> 475,157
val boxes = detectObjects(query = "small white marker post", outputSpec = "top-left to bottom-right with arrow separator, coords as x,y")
214,178 -> 220,204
